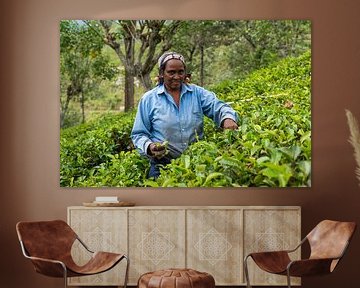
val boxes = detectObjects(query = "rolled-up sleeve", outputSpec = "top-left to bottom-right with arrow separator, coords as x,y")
199,87 -> 239,127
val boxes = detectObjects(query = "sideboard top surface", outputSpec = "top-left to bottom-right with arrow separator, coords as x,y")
68,205 -> 301,210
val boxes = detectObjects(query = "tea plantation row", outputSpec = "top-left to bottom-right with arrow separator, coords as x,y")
60,51 -> 311,187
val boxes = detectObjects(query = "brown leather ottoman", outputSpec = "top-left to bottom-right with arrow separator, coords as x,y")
137,268 -> 215,288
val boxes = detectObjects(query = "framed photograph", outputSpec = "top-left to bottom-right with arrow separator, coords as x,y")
60,20 -> 311,188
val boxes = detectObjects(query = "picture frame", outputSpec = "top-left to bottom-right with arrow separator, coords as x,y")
60,19 -> 311,188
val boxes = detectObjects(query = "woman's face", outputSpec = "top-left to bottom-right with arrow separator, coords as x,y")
162,59 -> 186,92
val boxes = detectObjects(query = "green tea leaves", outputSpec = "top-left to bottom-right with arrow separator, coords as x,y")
60,51 -> 311,187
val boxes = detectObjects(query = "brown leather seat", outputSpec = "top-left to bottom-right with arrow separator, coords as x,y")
16,220 -> 129,288
244,219 -> 356,288
138,268 -> 215,288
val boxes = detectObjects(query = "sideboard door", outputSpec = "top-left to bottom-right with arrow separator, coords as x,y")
128,209 -> 186,284
187,209 -> 243,285
243,208 -> 301,286
67,208 -> 128,286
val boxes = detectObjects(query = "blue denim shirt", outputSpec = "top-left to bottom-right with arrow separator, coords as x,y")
131,83 -> 239,159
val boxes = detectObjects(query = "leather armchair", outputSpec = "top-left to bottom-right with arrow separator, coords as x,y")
16,219 -> 129,288
244,219 -> 356,288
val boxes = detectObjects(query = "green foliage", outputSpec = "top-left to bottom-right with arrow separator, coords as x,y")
60,20 -> 120,128
226,20 -> 311,78
60,112 -> 136,187
60,51 -> 311,187
75,150 -> 149,187
172,20 -> 310,85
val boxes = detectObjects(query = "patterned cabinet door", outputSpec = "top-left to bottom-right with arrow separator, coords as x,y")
243,208 -> 301,286
128,209 -> 186,285
187,209 -> 243,285
67,208 -> 128,286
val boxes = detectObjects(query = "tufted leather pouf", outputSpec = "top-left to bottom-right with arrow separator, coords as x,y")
137,268 -> 215,288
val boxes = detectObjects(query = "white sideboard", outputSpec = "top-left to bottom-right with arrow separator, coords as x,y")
67,206 -> 301,286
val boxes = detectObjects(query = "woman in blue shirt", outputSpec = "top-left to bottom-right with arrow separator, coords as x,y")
131,52 -> 239,178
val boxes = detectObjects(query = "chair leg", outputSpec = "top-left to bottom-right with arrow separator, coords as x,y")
123,255 -> 130,288
243,255 -> 252,288
286,270 -> 292,288
62,264 -> 68,288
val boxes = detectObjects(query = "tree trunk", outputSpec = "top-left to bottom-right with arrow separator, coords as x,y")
60,96 -> 70,128
60,84 -> 76,128
124,22 -> 135,111
100,20 -> 181,109
80,92 -> 85,124
124,70 -> 134,112
200,44 -> 205,86
139,73 -> 153,91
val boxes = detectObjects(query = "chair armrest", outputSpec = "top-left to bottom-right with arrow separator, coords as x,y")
287,257 -> 335,277
25,255 -> 67,277
247,250 -> 290,257
246,251 -> 292,274
76,236 -> 94,253
19,240 -> 67,277
286,237 -> 308,253
26,255 -> 66,267
246,236 -> 306,257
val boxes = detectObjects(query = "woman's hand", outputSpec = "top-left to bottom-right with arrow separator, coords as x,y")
148,142 -> 167,159
222,118 -> 238,130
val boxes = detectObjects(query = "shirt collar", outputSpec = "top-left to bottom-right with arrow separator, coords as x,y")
156,83 -> 193,96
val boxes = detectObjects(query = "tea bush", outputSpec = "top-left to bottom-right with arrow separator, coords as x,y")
60,51 -> 311,187
60,112 -> 137,186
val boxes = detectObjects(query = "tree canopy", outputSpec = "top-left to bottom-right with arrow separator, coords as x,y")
60,20 -> 310,128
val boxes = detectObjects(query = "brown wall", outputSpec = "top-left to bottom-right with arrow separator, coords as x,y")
1,0 -> 360,287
